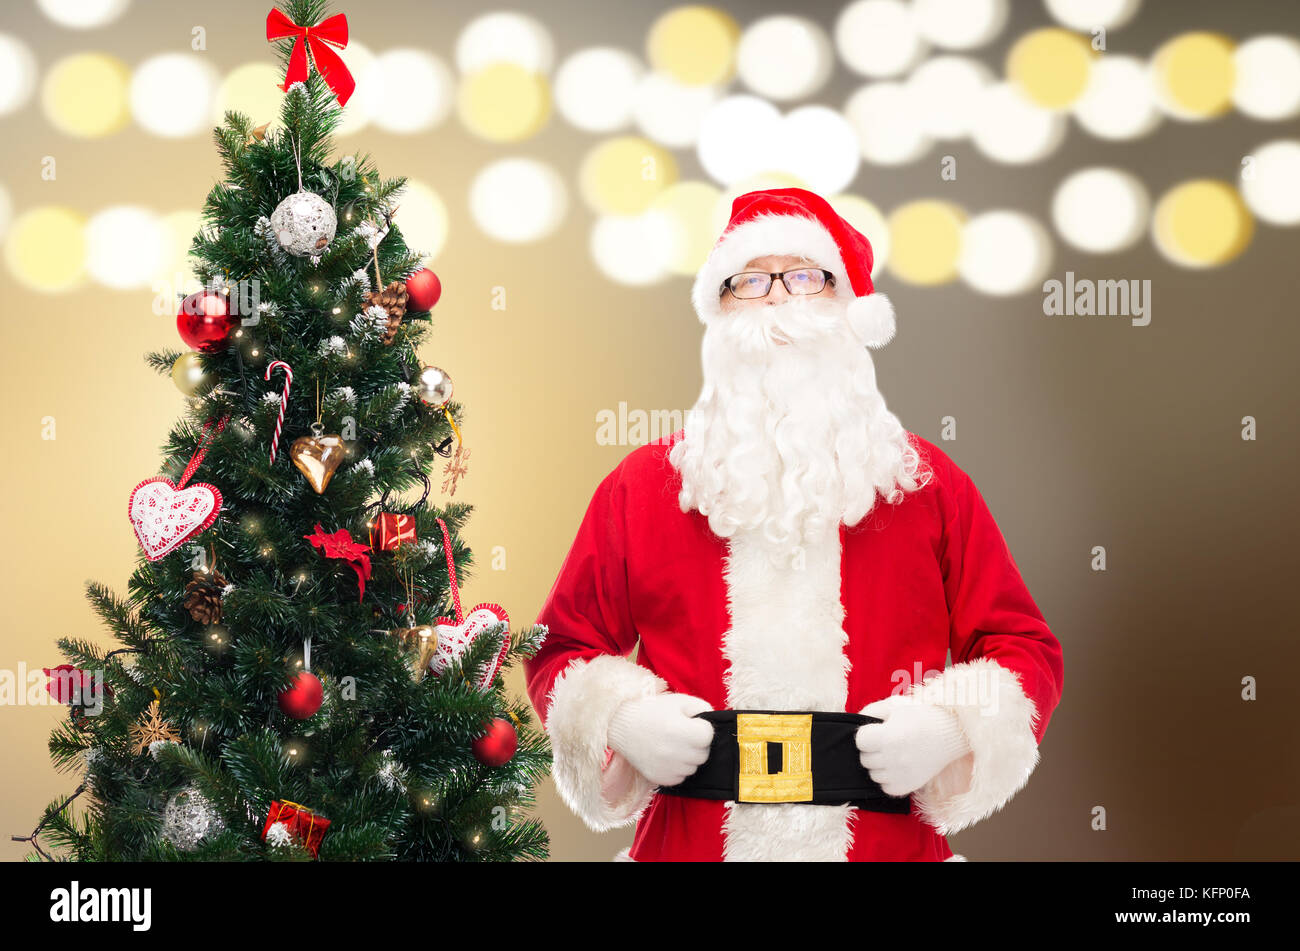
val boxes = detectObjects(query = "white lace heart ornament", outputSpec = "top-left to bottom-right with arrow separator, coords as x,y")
431,603 -> 511,692
127,416 -> 227,561
128,478 -> 223,561
424,517 -> 511,692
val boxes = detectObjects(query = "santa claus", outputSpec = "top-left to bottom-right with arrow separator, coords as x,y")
525,187 -> 1064,861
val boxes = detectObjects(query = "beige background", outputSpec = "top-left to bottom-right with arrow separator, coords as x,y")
3,0 -> 1299,861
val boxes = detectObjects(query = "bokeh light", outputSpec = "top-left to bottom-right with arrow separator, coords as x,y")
555,48 -> 642,133
1152,32 -> 1237,121
455,12 -> 554,74
579,136 -> 679,215
1072,54 -> 1162,140
332,41 -> 376,136
1240,140 -> 1300,227
834,1 -> 927,79
648,181 -> 722,275
1006,28 -> 1095,110
911,0 -> 1008,51
736,16 -> 833,101
36,0 -> 130,29
0,33 -> 38,117
5,207 -> 87,293
131,54 -> 219,138
365,49 -> 454,134
971,82 -> 1067,164
42,53 -> 131,138
697,95 -> 783,185
905,56 -> 994,140
1044,0 -> 1142,32
159,210 -> 205,287
392,180 -> 449,260
1232,36 -> 1300,121
886,200 -> 965,286
469,158 -> 567,243
632,72 -> 719,148
590,213 -> 675,286
458,63 -> 550,142
86,206 -> 169,289
647,6 -> 739,87
1052,168 -> 1150,253
828,194 -> 890,276
1152,180 -> 1253,268
213,62 -> 285,129
958,210 -> 1053,296
780,106 -> 861,195
846,82 -> 932,166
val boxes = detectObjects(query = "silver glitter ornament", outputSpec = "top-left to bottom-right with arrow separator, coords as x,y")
161,785 -> 225,852
416,366 -> 453,407
270,190 -> 337,257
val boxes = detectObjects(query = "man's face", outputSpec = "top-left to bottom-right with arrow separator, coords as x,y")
719,254 -> 838,342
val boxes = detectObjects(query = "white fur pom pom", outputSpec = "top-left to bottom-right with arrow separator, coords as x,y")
846,293 -> 896,349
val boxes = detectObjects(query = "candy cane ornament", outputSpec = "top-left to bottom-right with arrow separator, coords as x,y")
264,360 -> 293,464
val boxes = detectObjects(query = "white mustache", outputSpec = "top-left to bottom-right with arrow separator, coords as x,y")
716,297 -> 852,356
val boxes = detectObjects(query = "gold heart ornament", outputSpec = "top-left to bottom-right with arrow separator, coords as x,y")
290,423 -> 347,494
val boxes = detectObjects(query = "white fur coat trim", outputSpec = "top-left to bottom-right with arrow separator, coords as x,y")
907,656 -> 1041,837
719,526 -> 858,861
544,653 -> 669,833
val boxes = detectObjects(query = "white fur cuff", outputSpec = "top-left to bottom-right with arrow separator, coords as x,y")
908,657 -> 1041,837
544,653 -> 669,832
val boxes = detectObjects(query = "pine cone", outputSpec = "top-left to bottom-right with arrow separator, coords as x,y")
183,570 -> 227,625
366,281 -> 408,345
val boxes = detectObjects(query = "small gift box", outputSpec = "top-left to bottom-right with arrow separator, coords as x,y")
373,512 -> 417,551
261,800 -> 331,858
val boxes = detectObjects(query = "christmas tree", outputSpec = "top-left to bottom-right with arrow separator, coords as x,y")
20,0 -> 550,862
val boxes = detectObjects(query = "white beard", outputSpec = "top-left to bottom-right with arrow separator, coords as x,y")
668,293 -> 929,552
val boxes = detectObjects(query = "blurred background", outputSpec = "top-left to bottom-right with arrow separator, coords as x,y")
2,0 -> 1299,861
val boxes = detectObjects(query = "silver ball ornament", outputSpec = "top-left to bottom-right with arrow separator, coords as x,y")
161,785 -> 224,852
270,190 -> 337,257
416,366 -> 453,407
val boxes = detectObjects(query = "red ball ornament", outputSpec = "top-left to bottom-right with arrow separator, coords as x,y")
471,718 -> 518,767
177,290 -> 237,353
278,671 -> 323,719
405,268 -> 441,312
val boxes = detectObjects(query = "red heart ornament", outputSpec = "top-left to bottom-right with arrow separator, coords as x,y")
430,603 -> 510,692
128,477 -> 223,561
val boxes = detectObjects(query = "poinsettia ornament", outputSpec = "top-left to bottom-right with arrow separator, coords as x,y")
303,523 -> 372,600
128,417 -> 228,561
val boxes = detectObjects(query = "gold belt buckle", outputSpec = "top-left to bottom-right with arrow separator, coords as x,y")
736,713 -> 814,803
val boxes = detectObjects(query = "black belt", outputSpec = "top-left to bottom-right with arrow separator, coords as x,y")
658,710 -> 912,814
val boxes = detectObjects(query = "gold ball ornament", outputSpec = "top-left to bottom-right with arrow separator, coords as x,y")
416,366 -> 453,407
171,352 -> 208,395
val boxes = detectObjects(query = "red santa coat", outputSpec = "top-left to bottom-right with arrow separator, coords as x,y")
525,429 -> 1063,861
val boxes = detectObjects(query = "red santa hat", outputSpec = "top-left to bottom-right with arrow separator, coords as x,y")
690,187 -> 896,349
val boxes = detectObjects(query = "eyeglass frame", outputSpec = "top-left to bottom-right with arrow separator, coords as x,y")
719,267 -> 837,300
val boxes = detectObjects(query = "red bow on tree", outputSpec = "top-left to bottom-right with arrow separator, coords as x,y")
265,8 -> 355,107
304,524 -> 372,600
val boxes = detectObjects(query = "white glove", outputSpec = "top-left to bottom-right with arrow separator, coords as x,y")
856,695 -> 972,797
607,692 -> 715,788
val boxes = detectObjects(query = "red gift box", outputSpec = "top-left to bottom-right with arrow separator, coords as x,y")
261,800 -> 330,858
373,512 -> 417,551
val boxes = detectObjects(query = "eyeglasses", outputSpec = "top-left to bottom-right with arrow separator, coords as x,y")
721,268 -> 835,300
